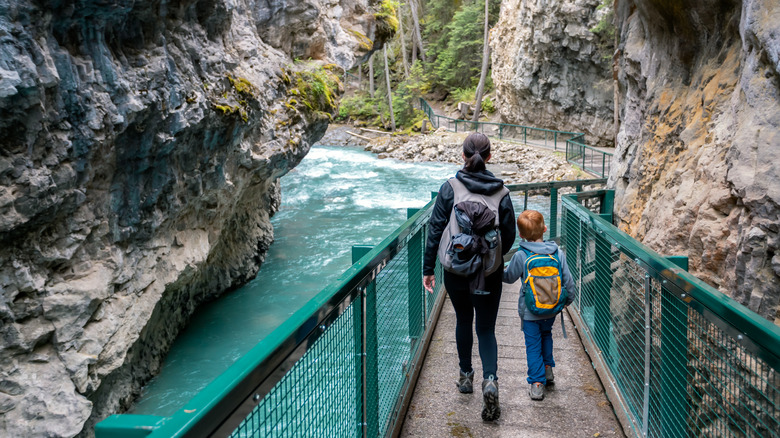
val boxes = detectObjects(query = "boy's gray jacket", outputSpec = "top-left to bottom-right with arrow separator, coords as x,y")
503,240 -> 576,321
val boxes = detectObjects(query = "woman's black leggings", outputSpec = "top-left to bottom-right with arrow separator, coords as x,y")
443,270 -> 503,380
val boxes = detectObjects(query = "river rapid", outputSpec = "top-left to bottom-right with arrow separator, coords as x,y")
131,145 -> 460,415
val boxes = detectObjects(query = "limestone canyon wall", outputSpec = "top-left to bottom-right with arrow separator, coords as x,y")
611,0 -> 780,322
491,0 -> 615,147
0,0 -> 385,435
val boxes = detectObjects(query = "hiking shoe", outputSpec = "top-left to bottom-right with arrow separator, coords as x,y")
529,382 -> 545,401
545,365 -> 555,385
481,376 -> 501,421
456,369 -> 474,393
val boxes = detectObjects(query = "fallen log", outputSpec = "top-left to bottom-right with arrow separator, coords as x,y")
346,131 -> 372,141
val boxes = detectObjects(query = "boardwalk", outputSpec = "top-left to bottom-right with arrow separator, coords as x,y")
401,280 -> 625,438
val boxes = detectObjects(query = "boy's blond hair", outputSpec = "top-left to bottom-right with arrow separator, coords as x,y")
517,210 -> 546,241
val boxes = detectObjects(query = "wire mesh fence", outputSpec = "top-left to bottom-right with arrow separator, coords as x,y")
419,98 -> 612,177
98,202 -> 448,438
562,191 -> 780,438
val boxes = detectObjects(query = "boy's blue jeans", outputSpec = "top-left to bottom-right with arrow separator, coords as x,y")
522,317 -> 556,384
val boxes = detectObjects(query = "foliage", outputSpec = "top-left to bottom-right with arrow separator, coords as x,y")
447,86 -> 476,105
287,62 -> 342,119
481,95 -> 495,114
590,0 -> 615,62
392,63 -> 428,128
337,92 -> 382,122
374,0 -> 400,44
423,0 -> 500,91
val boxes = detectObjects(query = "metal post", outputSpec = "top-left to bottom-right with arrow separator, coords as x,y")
562,207 -> 578,284
352,246 -> 373,436
554,131 -> 558,150
523,191 -> 528,211
660,256 -> 689,438
351,245 -> 377,437
594,232 -> 613,353
523,127 -> 527,144
549,187 -> 558,240
499,125 -> 503,139
642,273 -> 652,437
600,191 -> 615,223
407,208 -> 423,341
353,284 -> 364,437
454,120 -> 458,132
602,153 -> 607,178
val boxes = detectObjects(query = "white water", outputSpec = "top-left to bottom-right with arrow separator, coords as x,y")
131,145 -> 459,415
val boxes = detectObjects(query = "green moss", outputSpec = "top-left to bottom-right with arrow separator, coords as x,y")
373,0 -> 398,44
215,104 -> 239,115
347,28 -> 374,51
284,63 -> 342,120
375,0 -> 399,33
227,75 -> 257,97
590,0 -> 616,62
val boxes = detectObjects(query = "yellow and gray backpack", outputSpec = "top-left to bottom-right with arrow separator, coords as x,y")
521,248 -> 568,316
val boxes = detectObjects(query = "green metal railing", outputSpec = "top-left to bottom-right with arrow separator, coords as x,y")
419,98 -> 612,178
95,179 -> 604,438
97,180 -> 780,438
562,191 -> 780,438
96,202 -> 448,438
506,179 -> 607,241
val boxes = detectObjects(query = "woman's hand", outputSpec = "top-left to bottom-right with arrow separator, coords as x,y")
423,275 -> 436,293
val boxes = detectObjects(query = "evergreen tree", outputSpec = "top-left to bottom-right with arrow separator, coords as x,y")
423,0 -> 500,92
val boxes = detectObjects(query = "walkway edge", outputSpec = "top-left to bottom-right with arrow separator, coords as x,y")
390,287 -> 449,437
566,307 -> 637,438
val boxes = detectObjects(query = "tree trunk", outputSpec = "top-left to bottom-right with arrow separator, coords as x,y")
383,45 -> 396,131
411,32 -> 417,63
398,2 -> 410,78
369,53 -> 375,97
409,0 -> 426,63
472,0 -> 490,122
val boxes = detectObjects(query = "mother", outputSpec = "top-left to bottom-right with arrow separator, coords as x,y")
422,132 -> 516,421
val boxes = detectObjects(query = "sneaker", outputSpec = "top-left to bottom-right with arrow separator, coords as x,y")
545,365 -> 555,385
529,382 -> 545,401
481,376 -> 501,421
456,369 -> 474,393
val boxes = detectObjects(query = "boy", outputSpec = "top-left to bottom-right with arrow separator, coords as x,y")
503,210 -> 575,400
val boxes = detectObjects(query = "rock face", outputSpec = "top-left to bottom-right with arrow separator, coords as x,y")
611,0 -> 780,323
0,0 -> 387,436
491,0 -> 615,148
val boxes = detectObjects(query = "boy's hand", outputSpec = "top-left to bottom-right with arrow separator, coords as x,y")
423,275 -> 435,293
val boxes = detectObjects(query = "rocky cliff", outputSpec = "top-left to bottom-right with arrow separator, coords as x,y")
491,0 -> 615,147
611,0 -> 780,322
0,0 -> 388,435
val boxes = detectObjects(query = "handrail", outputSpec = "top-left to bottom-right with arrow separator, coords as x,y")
562,191 -> 780,437
418,98 -> 613,178
95,179 -> 604,437
97,200 -> 447,438
563,193 -> 780,366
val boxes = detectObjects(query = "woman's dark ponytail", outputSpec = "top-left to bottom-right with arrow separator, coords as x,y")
462,132 -> 491,172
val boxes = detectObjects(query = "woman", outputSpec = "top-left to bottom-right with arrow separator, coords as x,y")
422,132 -> 516,422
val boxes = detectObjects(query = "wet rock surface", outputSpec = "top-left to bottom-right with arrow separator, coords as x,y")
0,0 -> 384,435
611,0 -> 780,322
491,0 -> 615,148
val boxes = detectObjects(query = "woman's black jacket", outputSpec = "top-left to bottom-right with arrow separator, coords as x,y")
423,169 -> 516,276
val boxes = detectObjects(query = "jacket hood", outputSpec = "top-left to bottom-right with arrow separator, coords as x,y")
518,240 -> 559,255
456,169 -> 504,195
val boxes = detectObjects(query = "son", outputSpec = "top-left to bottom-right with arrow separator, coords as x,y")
503,210 -> 575,400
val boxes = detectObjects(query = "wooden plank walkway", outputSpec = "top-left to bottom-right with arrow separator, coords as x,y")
401,280 -> 625,438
